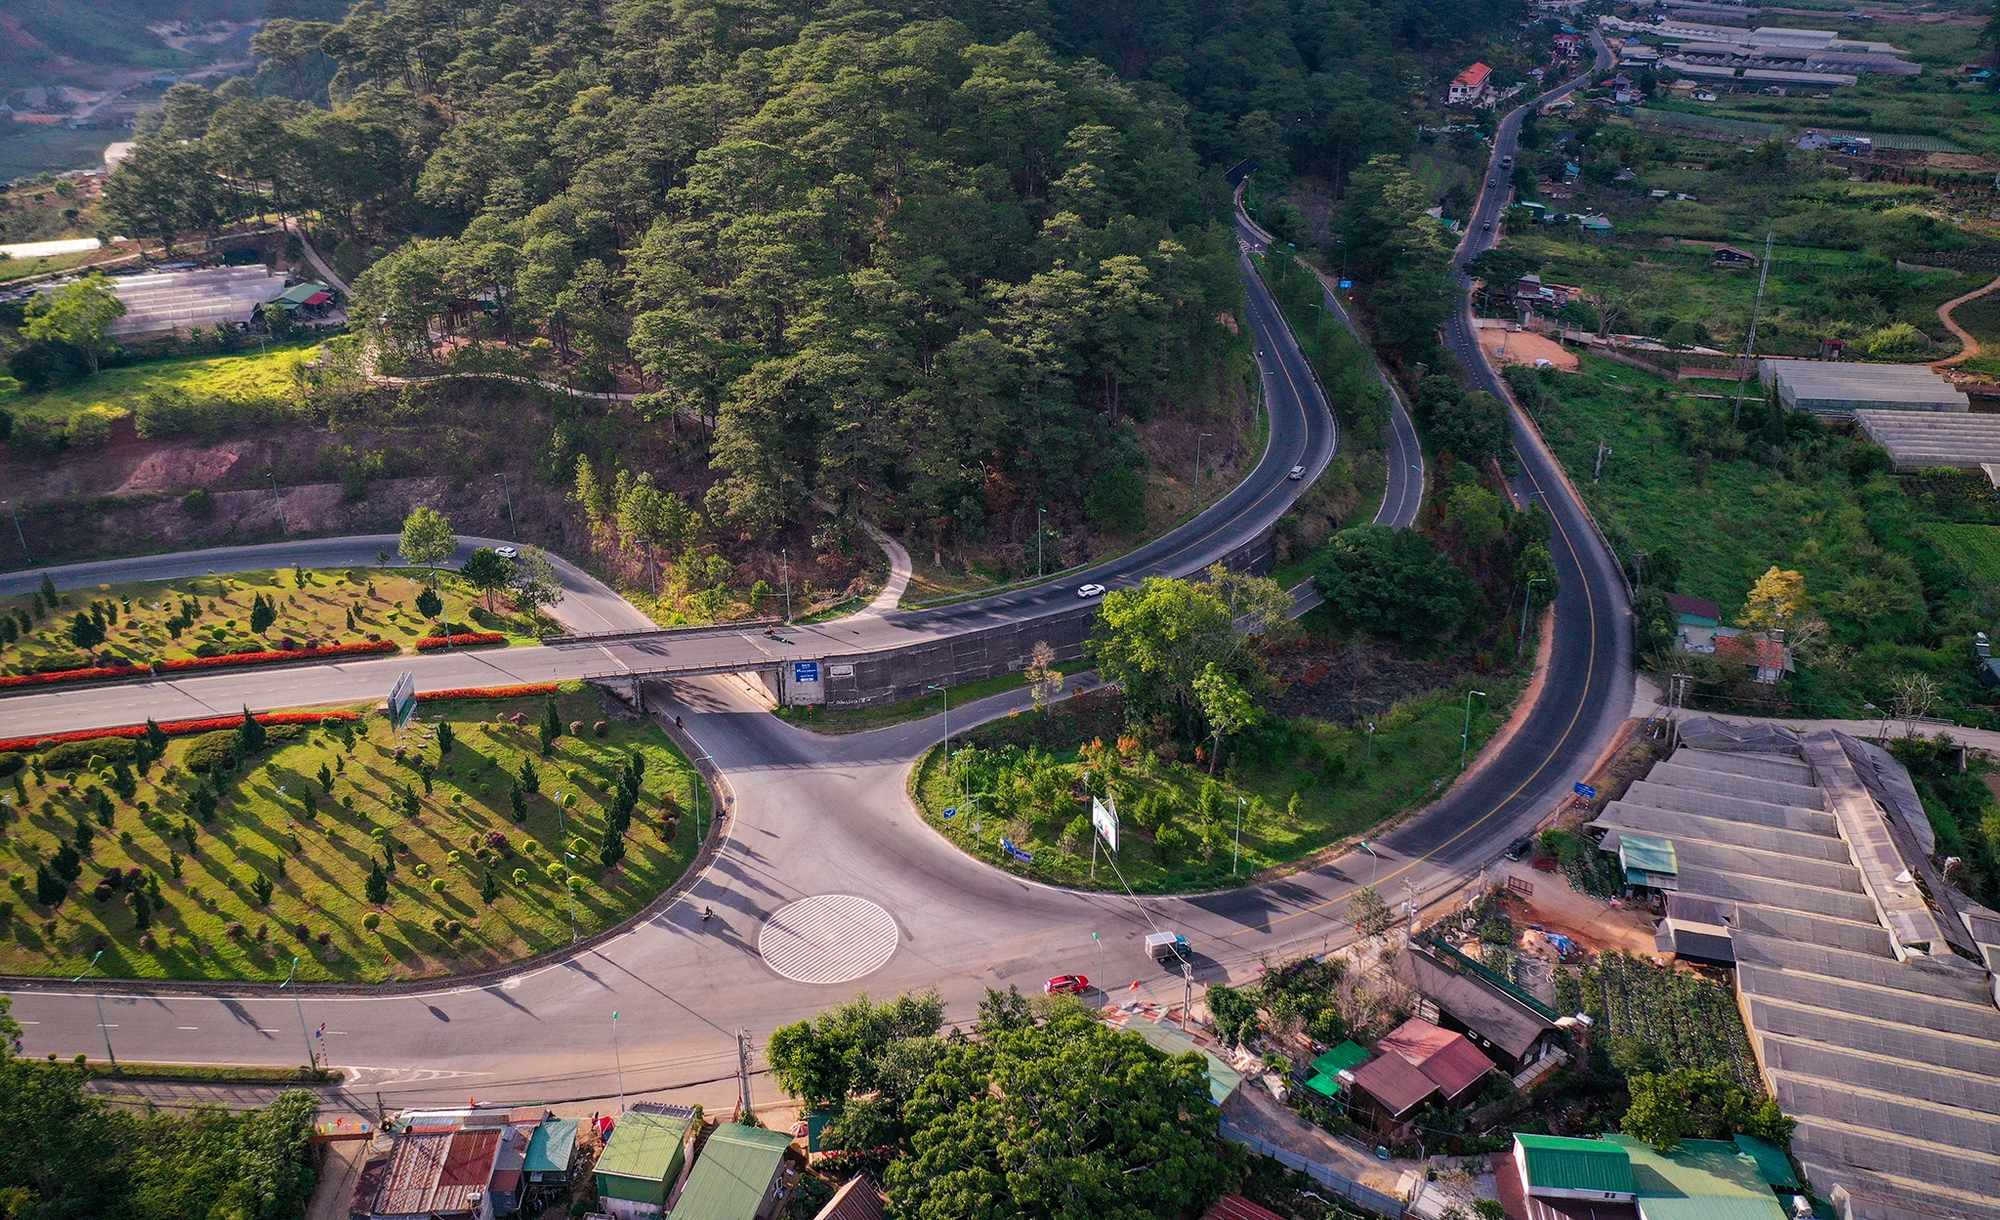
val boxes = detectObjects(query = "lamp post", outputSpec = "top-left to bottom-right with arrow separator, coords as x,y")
1092,931 -> 1104,993
267,470 -> 287,534
1359,840 -> 1380,889
780,549 -> 792,622
495,473 -> 517,539
927,683 -> 949,763
554,791 -> 578,943
76,950 -> 117,1070
1036,507 -> 1045,577
2,501 -> 28,564
1364,721 -> 1376,760
611,1010 -> 626,1112
1518,576 -> 1546,655
1233,795 -> 1245,877
281,956 -> 314,1070
1195,433 -> 1213,488
1460,690 -> 1488,771
694,755 -> 715,844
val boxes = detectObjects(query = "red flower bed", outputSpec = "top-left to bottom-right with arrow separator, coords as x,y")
415,683 -> 559,701
0,640 -> 399,691
0,710 -> 361,755
414,632 -> 507,651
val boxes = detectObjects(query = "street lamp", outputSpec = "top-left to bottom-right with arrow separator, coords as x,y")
1232,795 -> 1245,877
779,549 -> 792,622
281,955 -> 314,1070
1036,507 -> 1045,578
694,755 -> 715,844
1364,721 -> 1376,760
1519,576 -> 1546,654
1359,840 -> 1380,889
267,470 -> 287,534
75,950 -> 117,1070
2,500 -> 29,564
495,473 -> 517,539
1092,931 -> 1104,993
554,791 -> 579,943
1195,433 -> 1213,488
1460,690 -> 1489,771
611,1010 -> 626,1112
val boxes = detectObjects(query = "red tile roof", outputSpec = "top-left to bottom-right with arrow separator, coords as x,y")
1455,62 -> 1492,87
1204,1195 -> 1289,1220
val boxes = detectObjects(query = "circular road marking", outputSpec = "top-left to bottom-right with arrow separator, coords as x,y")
758,894 -> 900,985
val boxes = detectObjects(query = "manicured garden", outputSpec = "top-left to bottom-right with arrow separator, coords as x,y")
0,685 -> 706,982
0,567 -> 548,683
910,683 -> 1518,893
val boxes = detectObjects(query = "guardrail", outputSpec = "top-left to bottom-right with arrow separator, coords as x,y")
1218,1120 -> 1407,1217
541,618 -> 781,647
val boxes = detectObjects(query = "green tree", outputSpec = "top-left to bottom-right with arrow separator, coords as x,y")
1346,884 -> 1394,938
479,869 -> 500,905
1192,662 -> 1258,774
398,507 -> 457,573
1086,567 -> 1286,738
459,548 -> 514,611
767,990 -> 947,1112
249,592 -> 277,635
1311,526 -> 1477,645
509,548 -> 565,617
365,859 -> 389,905
67,612 -> 105,651
235,707 -> 267,759
414,585 -> 443,621
1206,983 -> 1258,1045
517,758 -> 540,794
24,275 -> 127,376
1622,1072 -> 1693,1151
539,698 -> 563,755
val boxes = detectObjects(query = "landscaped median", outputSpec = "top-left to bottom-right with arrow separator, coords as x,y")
415,631 -> 507,651
0,640 -> 399,690
0,683 -> 709,985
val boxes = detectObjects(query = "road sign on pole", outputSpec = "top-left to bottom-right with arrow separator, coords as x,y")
1091,795 -> 1119,854
388,672 -> 417,730
1001,838 -> 1033,864
1573,781 -> 1598,800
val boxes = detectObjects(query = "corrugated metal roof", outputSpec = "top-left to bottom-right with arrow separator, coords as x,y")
1514,1134 -> 1638,1195
813,1176 -> 888,1220
374,1128 -> 501,1217
596,1110 -> 691,1182
1349,1051 -> 1437,1117
667,1123 -> 792,1220
1617,834 -> 1679,877
523,1117 -> 578,1174
1126,1018 -> 1244,1105
1310,1040 -> 1371,1078
1732,1134 -> 1801,1190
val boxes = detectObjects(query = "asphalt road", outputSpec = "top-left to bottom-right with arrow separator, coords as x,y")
7,151 -> 1630,1115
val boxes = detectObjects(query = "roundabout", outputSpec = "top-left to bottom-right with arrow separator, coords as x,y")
757,895 -> 901,985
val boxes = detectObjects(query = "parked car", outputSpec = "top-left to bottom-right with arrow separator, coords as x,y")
1077,583 -> 1106,598
1505,835 -> 1534,861
1045,974 -> 1090,995
1288,466 -> 1305,480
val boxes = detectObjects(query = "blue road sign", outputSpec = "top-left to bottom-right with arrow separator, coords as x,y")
1001,838 -> 1033,863
793,661 -> 820,684
1338,279 -> 1353,289
943,807 -> 957,819
1574,781 -> 1598,799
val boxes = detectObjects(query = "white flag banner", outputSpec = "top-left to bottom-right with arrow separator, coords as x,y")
1092,795 -> 1119,853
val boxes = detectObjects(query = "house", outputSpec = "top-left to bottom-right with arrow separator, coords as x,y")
523,1117 -> 580,1188
269,279 -> 339,318
1554,32 -> 1582,56
1664,593 -> 1721,650
368,1127 -> 504,1220
1400,945 -> 1566,1076
595,1107 -> 696,1220
810,1176 -> 887,1220
1346,1018 -> 1495,1135
1578,214 -> 1613,234
1501,1133 -> 1796,1220
1602,829 -> 1681,893
1653,893 -> 1737,966
1449,62 -> 1494,104
667,1122 -> 794,1220
1510,1133 -> 1639,1212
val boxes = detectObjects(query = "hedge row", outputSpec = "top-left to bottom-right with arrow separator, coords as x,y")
414,683 -> 560,701
0,710 -> 361,755
414,632 -> 507,651
0,640 -> 399,691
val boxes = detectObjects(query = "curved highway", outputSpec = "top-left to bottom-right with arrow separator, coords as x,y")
7,110 -> 1630,1118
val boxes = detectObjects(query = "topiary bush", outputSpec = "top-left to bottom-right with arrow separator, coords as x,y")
362,912 -> 381,931
183,731 -> 238,775
41,737 -> 135,772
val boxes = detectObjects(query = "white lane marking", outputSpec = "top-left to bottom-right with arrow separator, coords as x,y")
178,1026 -> 200,1030
758,894 -> 900,985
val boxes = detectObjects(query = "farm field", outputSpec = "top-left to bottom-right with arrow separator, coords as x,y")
1557,950 -> 1762,1094
0,686 -> 704,985
4,340 -> 319,424
3,567 -> 545,678
1918,523 -> 2000,587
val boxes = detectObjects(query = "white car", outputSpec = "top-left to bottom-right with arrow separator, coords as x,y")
1077,583 -> 1106,598
494,545 -> 519,559
1288,466 -> 1305,480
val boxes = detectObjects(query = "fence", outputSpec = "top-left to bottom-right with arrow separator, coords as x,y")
1218,1119 -> 1408,1217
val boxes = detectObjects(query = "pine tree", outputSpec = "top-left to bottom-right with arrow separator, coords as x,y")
131,886 -> 152,931
90,787 -> 115,826
236,706 -> 267,757
35,864 -> 65,906
517,759 -> 540,794
250,873 -> 274,906
436,721 -> 456,757
250,592 -> 276,634
539,697 -> 562,755
479,869 -> 500,905
509,784 -> 527,822
365,859 -> 389,905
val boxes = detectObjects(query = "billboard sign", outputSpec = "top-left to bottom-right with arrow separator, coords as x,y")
388,671 -> 417,729
1092,795 -> 1119,853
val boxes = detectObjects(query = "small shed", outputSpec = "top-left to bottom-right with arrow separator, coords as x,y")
1301,1040 -> 1370,1102
595,1109 -> 695,1220
667,1123 -> 793,1220
1126,1018 -> 1245,1108
1613,832 -> 1681,891
524,1117 -> 580,1186
1513,1133 -> 1640,1203
1710,245 -> 1759,266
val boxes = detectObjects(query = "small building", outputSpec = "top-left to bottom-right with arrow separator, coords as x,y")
1665,593 -> 1722,650
1450,62 -> 1494,104
1761,359 -> 1969,415
1512,1133 -> 1640,1210
667,1122 -> 794,1220
1125,1017 -> 1244,1109
1607,830 -> 1681,892
523,1116 -> 580,1188
1710,244 -> 1758,266
1578,214 -> 1613,234
369,1128 -> 503,1220
1346,1018 -> 1495,1136
595,1107 -> 696,1220
1654,893 -> 1737,966
269,279 -> 339,319
810,1176 -> 887,1220
1852,409 -> 2000,476
1300,1039 -> 1371,1104
1554,32 -> 1582,56
1400,945 -> 1566,1076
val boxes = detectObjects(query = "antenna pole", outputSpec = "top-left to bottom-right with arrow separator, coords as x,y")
1730,231 -> 1776,429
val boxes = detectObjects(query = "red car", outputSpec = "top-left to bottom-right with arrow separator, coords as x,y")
1044,974 -> 1090,996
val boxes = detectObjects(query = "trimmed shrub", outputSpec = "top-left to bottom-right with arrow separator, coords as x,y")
183,732 -> 239,775
41,737 -> 135,771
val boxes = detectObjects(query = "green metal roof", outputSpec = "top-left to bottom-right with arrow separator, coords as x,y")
1732,1134 -> 1801,1191
1618,834 -> 1679,877
271,281 -> 330,305
1127,1020 -> 1244,1106
668,1123 -> 792,1220
524,1118 -> 578,1174
1514,1134 -> 1639,1195
1311,1041 -> 1370,1079
596,1111 -> 692,1184
1637,1198 -> 1790,1220
1304,1072 -> 1342,1097
1608,1135 -> 1783,1207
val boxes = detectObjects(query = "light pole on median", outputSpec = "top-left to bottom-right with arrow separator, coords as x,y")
612,1010 -> 626,1112
76,950 -> 117,1070
1359,840 -> 1380,890
555,791 -> 578,943
694,754 -> 715,844
1519,576 -> 1546,655
495,473 -> 517,539
1093,931 -> 1104,992
927,683 -> 948,764
1461,690 -> 1488,771
2,500 -> 29,564
281,955 -> 314,1070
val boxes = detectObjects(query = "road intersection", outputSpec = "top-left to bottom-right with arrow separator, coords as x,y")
5,184 -> 1629,1117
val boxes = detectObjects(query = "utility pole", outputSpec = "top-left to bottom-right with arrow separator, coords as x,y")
1181,964 -> 1195,1032
1592,440 -> 1610,483
694,755 -> 714,844
495,473 -> 517,539
1093,931 -> 1104,991
928,684 -> 948,763
1233,795 -> 1245,876
2,501 -> 28,564
1036,506 -> 1045,578
1461,690 -> 1488,771
266,470 -> 287,534
282,956 -> 313,1070
1365,721 -> 1375,760
780,549 -> 791,622
611,1010 -> 625,1112
1519,576 -> 1546,655
77,951 -> 117,1070
736,1029 -> 754,1121
1730,231 -> 1776,429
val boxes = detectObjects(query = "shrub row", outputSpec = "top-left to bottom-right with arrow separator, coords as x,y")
413,632 -> 507,651
0,640 -> 399,690
0,710 -> 360,755
414,683 -> 560,701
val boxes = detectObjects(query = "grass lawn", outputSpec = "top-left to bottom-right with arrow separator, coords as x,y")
909,683 -> 1518,894
4,341 -> 320,423
0,687 -> 704,985
0,248 -> 103,286
4,567 -> 547,677
775,663 -> 1090,735
1919,523 -> 2000,586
